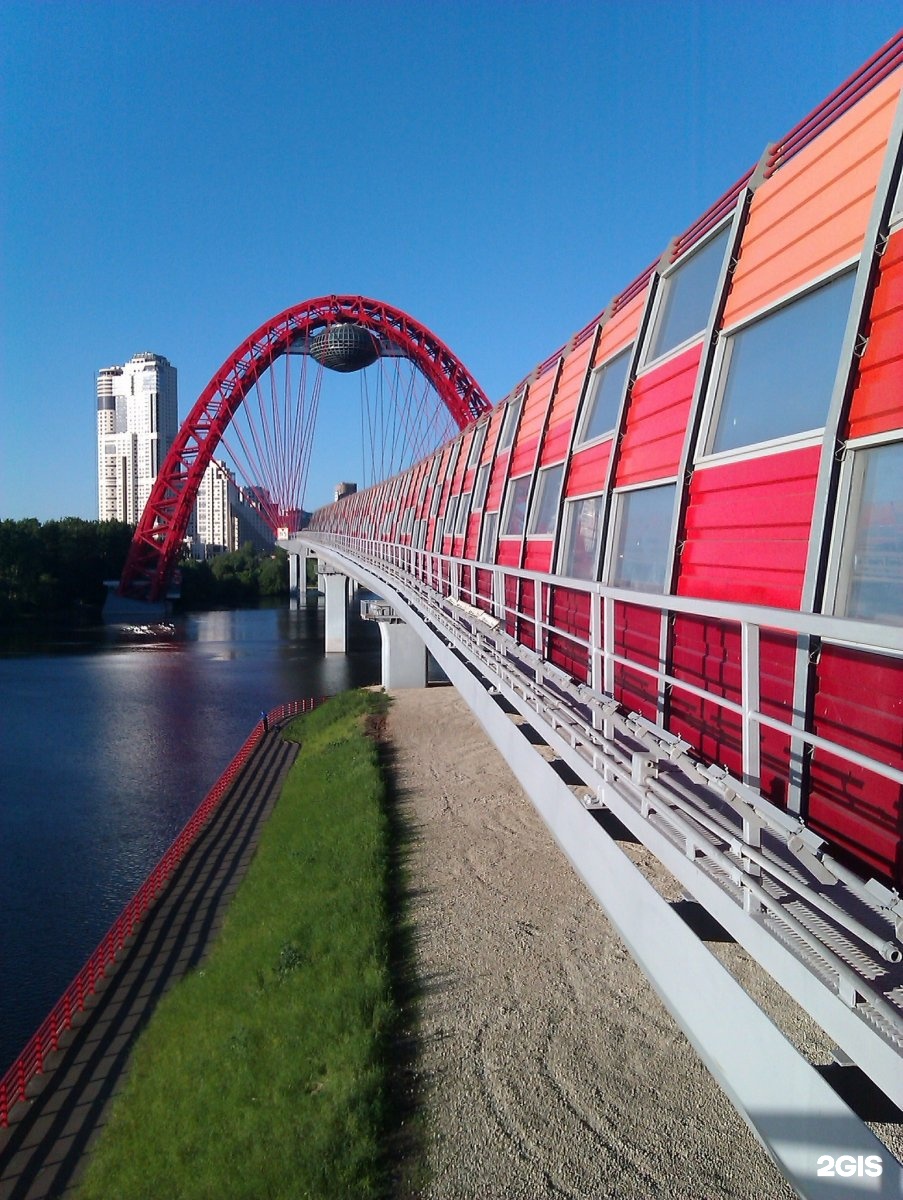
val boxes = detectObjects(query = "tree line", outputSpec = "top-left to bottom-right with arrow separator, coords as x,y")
178,542 -> 289,606
0,518 -> 289,620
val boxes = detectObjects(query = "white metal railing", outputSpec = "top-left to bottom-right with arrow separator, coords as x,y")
333,533 -> 903,790
301,534 -> 903,967
287,516 -> 903,1191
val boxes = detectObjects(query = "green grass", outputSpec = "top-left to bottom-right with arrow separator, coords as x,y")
76,689 -> 404,1200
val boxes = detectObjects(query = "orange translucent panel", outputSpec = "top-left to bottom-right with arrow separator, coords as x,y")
540,336 -> 594,466
509,368 -> 557,477
723,68 -> 902,327
592,291 -> 645,368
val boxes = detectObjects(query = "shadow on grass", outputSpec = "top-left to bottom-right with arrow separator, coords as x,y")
368,707 -> 432,1200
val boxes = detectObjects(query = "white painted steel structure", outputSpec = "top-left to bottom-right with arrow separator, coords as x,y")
284,532 -> 903,1199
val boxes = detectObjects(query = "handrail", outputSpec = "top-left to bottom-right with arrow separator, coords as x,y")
301,534 -> 903,963
0,698 -> 319,1128
337,533 -> 903,654
304,532 -> 903,884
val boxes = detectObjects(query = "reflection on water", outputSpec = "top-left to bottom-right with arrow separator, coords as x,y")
0,597 -> 380,1071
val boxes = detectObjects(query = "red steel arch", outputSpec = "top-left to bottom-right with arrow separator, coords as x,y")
119,296 -> 491,601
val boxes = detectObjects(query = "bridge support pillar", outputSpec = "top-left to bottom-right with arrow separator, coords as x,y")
361,599 -> 427,689
322,570 -> 349,653
288,553 -> 302,596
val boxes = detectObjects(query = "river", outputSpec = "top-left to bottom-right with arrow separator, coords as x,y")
0,597 -> 381,1073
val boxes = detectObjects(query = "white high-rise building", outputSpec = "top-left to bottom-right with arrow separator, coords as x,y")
193,458 -> 274,556
97,352 -> 178,523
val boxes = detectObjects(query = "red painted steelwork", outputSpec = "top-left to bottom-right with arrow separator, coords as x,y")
0,699 -> 319,1129
119,298 -> 491,602
846,227 -> 903,441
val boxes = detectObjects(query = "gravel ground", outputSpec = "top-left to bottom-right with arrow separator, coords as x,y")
384,686 -> 804,1200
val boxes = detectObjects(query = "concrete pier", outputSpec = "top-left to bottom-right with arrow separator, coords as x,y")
322,569 -> 349,653
288,553 -> 301,596
361,599 -> 428,688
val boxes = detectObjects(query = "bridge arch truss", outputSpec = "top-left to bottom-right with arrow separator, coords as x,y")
119,296 -> 491,602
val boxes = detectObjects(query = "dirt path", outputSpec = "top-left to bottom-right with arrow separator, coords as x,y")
386,685 -> 795,1200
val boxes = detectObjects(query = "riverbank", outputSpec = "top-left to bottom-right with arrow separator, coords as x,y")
0,720 -> 300,1197
0,605 -> 382,1090
74,691 -> 402,1200
12,681 -> 882,1198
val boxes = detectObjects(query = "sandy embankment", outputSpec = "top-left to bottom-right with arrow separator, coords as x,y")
385,686 -> 800,1200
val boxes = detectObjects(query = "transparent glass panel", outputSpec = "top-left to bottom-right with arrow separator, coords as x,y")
649,225 -> 731,361
498,396 -> 523,451
445,495 -> 458,534
710,270 -> 855,455
838,441 -> 903,625
578,346 -> 632,444
560,495 -> 604,580
528,463 -> 564,536
501,475 -> 531,536
430,478 -> 443,516
468,422 -> 487,466
480,511 -> 499,561
432,517 -> 445,552
473,461 -> 490,510
455,492 -> 472,536
443,441 -> 461,490
610,483 -> 676,592
891,170 -> 903,227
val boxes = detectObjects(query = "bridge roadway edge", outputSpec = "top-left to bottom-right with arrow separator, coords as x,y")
0,729 -> 299,1200
297,539 -> 903,1200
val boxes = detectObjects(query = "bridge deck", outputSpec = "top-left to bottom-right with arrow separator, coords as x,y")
0,730 -> 298,1200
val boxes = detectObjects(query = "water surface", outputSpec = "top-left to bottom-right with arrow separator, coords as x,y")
0,599 -> 380,1071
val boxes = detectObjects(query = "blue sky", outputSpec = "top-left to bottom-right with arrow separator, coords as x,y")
2,1 -> 901,520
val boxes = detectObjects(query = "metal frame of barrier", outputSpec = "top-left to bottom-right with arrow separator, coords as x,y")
289,531 -> 903,1197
